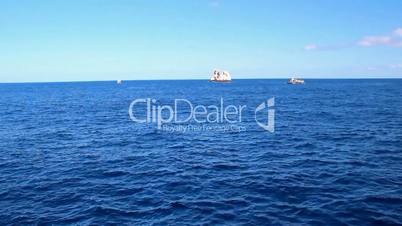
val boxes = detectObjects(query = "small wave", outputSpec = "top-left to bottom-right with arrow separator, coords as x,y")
102,170 -> 129,177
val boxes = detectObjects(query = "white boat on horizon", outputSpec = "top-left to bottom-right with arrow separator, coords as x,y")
209,69 -> 232,83
288,77 -> 304,84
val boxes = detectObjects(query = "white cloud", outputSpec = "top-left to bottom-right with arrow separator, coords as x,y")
209,0 -> 220,8
394,28 -> 402,37
303,43 -> 352,51
357,28 -> 402,47
358,36 -> 393,46
389,63 -> 402,69
304,44 -> 318,50
306,27 -> 402,50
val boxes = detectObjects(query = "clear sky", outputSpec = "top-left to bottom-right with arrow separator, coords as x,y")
1,0 -> 402,82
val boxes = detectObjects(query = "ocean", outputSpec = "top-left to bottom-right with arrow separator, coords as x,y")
0,79 -> 401,225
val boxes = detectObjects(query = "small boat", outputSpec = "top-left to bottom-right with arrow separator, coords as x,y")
288,78 -> 304,84
117,79 -> 123,84
210,69 -> 232,83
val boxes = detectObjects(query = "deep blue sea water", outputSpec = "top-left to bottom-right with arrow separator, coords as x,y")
0,79 -> 401,225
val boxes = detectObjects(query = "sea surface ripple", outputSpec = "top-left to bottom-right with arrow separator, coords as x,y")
0,79 -> 401,225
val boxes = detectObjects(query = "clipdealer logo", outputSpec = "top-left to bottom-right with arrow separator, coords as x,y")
254,97 -> 275,133
128,98 -> 275,133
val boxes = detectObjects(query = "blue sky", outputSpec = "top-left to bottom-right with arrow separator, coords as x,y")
1,0 -> 402,82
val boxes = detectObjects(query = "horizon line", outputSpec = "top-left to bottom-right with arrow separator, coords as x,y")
1,76 -> 402,84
